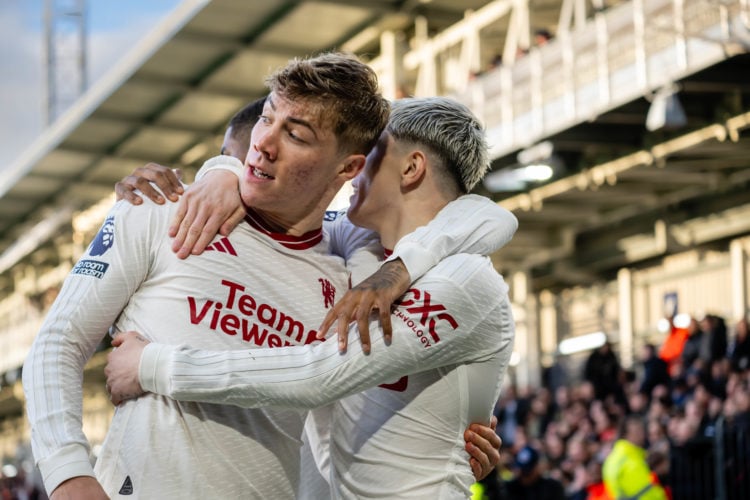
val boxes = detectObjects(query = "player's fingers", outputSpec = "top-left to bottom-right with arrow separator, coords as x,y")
356,305 -> 371,354
169,195 -> 190,239
316,311 -> 336,340
337,314 -> 351,353
469,456 -> 482,481
468,425 -> 501,475
135,177 -> 168,204
219,207 -> 246,237
377,297 -> 393,344
471,423 -> 502,452
172,206 -> 196,257
191,214 -> 225,255
114,180 -> 144,204
138,163 -> 182,202
161,168 -> 184,201
180,210 -> 210,258
465,432 -> 490,480
490,415 -> 498,432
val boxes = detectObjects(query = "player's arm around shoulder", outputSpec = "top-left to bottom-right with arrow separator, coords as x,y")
393,253 -> 514,364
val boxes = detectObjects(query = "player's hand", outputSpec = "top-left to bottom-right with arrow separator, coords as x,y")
115,163 -> 184,205
317,259 -> 410,354
105,332 -> 150,405
465,415 -> 501,481
50,476 -> 109,500
170,170 -> 244,259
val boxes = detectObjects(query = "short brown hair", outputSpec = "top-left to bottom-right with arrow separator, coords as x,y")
266,52 -> 390,156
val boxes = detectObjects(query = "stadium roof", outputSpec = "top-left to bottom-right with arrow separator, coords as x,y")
1,0 -> 749,291
0,0 -> 505,274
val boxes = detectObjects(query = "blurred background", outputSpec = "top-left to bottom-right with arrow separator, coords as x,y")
0,0 -> 749,498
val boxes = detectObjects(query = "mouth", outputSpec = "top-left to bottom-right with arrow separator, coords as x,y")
249,165 -> 275,180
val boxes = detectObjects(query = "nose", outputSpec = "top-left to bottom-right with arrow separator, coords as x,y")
251,122 -> 278,162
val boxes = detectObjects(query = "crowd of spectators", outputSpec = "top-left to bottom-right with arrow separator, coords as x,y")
476,314 -> 750,499
5,313 -> 748,499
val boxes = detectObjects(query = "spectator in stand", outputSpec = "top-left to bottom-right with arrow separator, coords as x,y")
701,314 -> 728,364
495,386 -> 530,449
560,436 -> 592,498
584,460 -> 610,500
576,380 -> 596,404
602,415 -> 668,499
534,29 -> 552,46
505,445 -> 565,500
583,340 -> 624,403
646,418 -> 670,455
591,401 -> 618,444
707,358 -> 729,399
680,317 -> 704,370
659,316 -> 689,375
481,311 -> 748,499
729,316 -> 750,372
671,376 -> 690,409
640,343 -> 671,399
543,433 -> 565,470
629,391 -> 649,417
526,388 -> 554,438
542,353 -> 569,396
726,379 -> 750,429
647,393 -> 672,432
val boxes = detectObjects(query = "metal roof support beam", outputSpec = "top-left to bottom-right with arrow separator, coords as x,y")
0,206 -> 74,275
617,268 -> 634,369
54,145 -> 192,169
403,0 -> 517,95
730,239 -> 748,321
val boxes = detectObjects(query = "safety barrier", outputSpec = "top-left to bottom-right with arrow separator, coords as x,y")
669,417 -> 749,500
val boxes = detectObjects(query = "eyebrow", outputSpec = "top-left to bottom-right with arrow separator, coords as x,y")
267,95 -> 319,140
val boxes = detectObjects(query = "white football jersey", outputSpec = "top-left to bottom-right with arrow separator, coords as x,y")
24,198 -> 350,499
139,252 -> 515,499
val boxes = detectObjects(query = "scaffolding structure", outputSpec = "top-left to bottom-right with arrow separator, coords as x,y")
44,0 -> 87,124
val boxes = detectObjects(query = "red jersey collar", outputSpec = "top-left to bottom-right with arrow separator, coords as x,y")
244,208 -> 323,250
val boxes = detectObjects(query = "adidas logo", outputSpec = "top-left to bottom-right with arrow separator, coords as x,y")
119,475 -> 133,495
204,237 -> 237,256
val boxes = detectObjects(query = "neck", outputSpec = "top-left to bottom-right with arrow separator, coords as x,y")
247,183 -> 342,236
249,207 -> 325,235
376,194 -> 451,249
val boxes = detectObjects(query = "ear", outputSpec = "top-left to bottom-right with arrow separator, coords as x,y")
338,154 -> 366,181
401,151 -> 427,189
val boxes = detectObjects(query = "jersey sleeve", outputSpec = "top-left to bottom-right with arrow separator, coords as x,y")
139,255 -> 514,410
194,155 -> 244,182
323,211 -> 383,284
388,194 -> 518,282
22,200 -> 165,494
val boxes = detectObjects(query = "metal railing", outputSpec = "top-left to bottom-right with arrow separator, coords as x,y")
669,417 -> 750,500
460,0 -> 748,159
375,0 -> 748,160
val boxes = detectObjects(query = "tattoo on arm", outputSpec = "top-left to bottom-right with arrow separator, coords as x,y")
356,260 -> 409,295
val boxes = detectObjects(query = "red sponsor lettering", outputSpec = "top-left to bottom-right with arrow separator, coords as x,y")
394,288 -> 459,346
186,279 -> 319,348
188,297 -> 213,323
